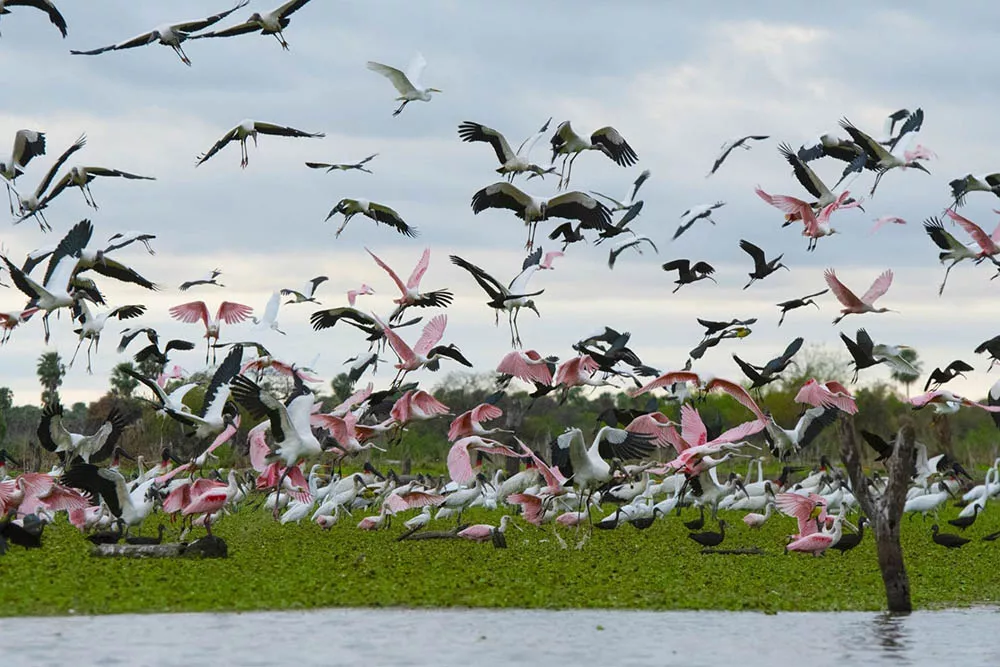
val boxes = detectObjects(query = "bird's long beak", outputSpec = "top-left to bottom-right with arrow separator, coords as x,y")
528,302 -> 540,317
428,88 -> 443,93
118,448 -> 136,462
910,163 -> 931,174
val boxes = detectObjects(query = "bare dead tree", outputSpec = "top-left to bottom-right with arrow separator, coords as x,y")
839,416 -> 914,612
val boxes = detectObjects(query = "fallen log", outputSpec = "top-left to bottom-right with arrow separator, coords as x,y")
90,536 -> 228,559
700,547 -> 765,556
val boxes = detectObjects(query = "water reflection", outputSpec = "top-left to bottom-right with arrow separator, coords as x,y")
872,611 -> 908,656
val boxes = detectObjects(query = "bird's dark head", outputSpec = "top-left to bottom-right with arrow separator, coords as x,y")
363,461 -> 385,481
906,161 -> 930,174
249,12 -> 263,23
525,300 -> 540,317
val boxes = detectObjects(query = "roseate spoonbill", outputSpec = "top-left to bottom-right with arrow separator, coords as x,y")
608,236 -> 657,270
0,0 -> 67,37
762,405 -> 839,460
179,269 -> 223,291
549,121 -> 638,189
458,515 -> 515,548
785,514 -> 845,556
673,201 -> 725,241
367,52 -> 441,116
948,173 -> 1000,208
169,300 -> 253,363
743,500 -> 775,529
931,524 -> 970,548
448,403 -> 507,441
630,370 -> 766,421
838,117 -> 931,195
824,267 -> 894,324
326,198 -> 416,238
708,135 -> 768,176
367,247 -> 453,322
458,118 -> 554,180
196,119 -> 324,168
662,259 -> 716,292
776,288 -> 827,326
69,302 -> 146,373
739,239 -> 788,289
0,308 -> 37,344
755,186 -> 850,251
346,284 -> 375,307
189,0 -> 315,50
180,478 -> 229,534
306,153 -> 378,173
924,360 -> 974,392
471,181 -> 612,250
496,349 -> 555,386
69,1 -> 249,65
446,436 -> 523,485
375,313 -> 471,386
795,379 -> 857,414
281,276 -> 328,304
910,389 -> 1000,415
777,142 -> 863,214
13,133 -> 84,230
450,250 -> 548,346
871,215 -> 906,234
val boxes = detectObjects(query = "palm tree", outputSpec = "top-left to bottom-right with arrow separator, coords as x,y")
889,347 -> 922,397
36,351 -> 66,407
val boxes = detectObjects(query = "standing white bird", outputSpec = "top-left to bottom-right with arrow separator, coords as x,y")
367,52 -> 442,116
196,119 -> 324,169
251,291 -> 286,335
549,121 -> 638,189
189,0 -> 315,50
69,1 -> 249,66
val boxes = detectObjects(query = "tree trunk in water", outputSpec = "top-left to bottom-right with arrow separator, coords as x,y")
839,417 -> 913,613
504,398 -> 527,477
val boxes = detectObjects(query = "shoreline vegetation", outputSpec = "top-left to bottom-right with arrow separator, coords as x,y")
2,503 -> 998,618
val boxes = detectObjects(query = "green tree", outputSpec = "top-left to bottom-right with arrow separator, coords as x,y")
330,373 -> 355,403
889,348 -> 922,397
0,387 -> 11,443
37,351 -> 66,407
110,362 -> 140,398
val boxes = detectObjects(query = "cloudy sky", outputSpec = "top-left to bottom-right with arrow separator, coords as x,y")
2,1 -> 1000,407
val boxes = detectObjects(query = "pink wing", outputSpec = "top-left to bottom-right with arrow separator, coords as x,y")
154,462 -> 192,486
872,216 -> 906,234
39,483 -> 91,513
553,354 -> 599,385
313,414 -> 354,445
947,210 -> 996,253
823,268 -> 863,309
282,465 -> 312,503
407,247 -> 431,289
859,269 -> 893,305
217,301 -> 254,324
775,492 -> 823,537
755,186 -> 811,217
506,493 -> 546,525
704,377 -> 766,420
410,390 -> 450,417
904,144 -> 936,162
628,371 -> 699,398
332,382 -> 373,416
200,417 -> 240,459
397,489 -> 444,509
679,404 -> 707,448
516,437 -> 567,490
366,248 -> 407,295
710,417 -> 766,444
471,403 -> 503,424
169,301 -> 210,327
162,482 -> 192,514
447,412 -> 474,441
372,313 -> 416,364
541,251 -> 563,269
248,421 -> 271,473
786,532 -> 833,553
389,391 -> 414,423
413,313 -> 447,357
446,440 -> 475,484
624,412 -> 678,448
496,350 -> 553,385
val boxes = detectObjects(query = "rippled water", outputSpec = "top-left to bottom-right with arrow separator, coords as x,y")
1,607 -> 996,666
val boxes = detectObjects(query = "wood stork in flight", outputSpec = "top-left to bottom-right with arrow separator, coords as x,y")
458,118 -> 555,181
196,119 -> 324,169
190,0 -> 314,50
549,121 -> 638,189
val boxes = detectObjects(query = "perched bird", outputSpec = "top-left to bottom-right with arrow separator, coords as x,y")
305,154 -> 378,174
674,202 -> 725,241
69,1 -> 249,66
189,0 -> 315,50
196,120 -> 324,169
776,289 -> 828,326
707,135 -> 768,176
549,121 -> 638,189
367,52 -> 441,116
326,198 -> 416,238
739,239 -> 788,289
924,360 -> 974,392
662,259 -> 716,293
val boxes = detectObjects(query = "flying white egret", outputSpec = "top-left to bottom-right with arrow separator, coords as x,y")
251,291 -> 286,335
367,52 -> 442,116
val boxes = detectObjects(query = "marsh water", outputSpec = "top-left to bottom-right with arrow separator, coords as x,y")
1,607 -> 996,666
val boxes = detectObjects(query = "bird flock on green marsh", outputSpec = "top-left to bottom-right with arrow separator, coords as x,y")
4,1 -> 1000,559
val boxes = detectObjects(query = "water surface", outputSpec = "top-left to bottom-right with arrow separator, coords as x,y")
1,607 -> 995,666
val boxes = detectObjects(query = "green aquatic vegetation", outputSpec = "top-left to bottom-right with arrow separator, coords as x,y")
1,505 -> 998,616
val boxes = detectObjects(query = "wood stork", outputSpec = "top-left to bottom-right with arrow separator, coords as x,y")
374,313 -> 472,386
367,247 -> 453,322
281,276 -> 328,304
778,142 -> 862,217
305,153 -> 377,174
69,301 -> 146,373
549,121 -> 638,189
838,117 -> 930,195
118,327 -> 195,367
367,52 -> 442,116
707,134 -> 769,176
69,1 -> 249,66
189,0 -> 314,50
824,268 -> 895,324
839,328 -> 916,383
1,128 -> 45,213
674,202 -> 725,241
168,300 -> 254,363
38,164 -> 155,210
325,198 -> 417,238
37,403 -> 128,465
196,119 -> 324,169
179,269 -> 223,291
948,173 -> 1000,208
449,249 -> 548,347
0,0 -> 66,38
471,181 -> 612,250
608,236 -> 657,270
458,118 -> 555,180
550,426 -> 656,510
923,214 -> 1000,295
13,133 -> 84,230
762,405 -> 839,460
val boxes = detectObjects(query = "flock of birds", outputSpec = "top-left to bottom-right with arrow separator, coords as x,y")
4,1 -> 1000,561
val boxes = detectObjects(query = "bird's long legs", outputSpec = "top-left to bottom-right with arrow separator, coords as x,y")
173,44 -> 192,66
83,182 -> 99,209
939,259 -> 961,296
392,100 -> 409,117
69,337 -> 85,369
272,32 -> 290,51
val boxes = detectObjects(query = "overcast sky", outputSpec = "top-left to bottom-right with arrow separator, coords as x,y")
3,1 -> 1000,408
